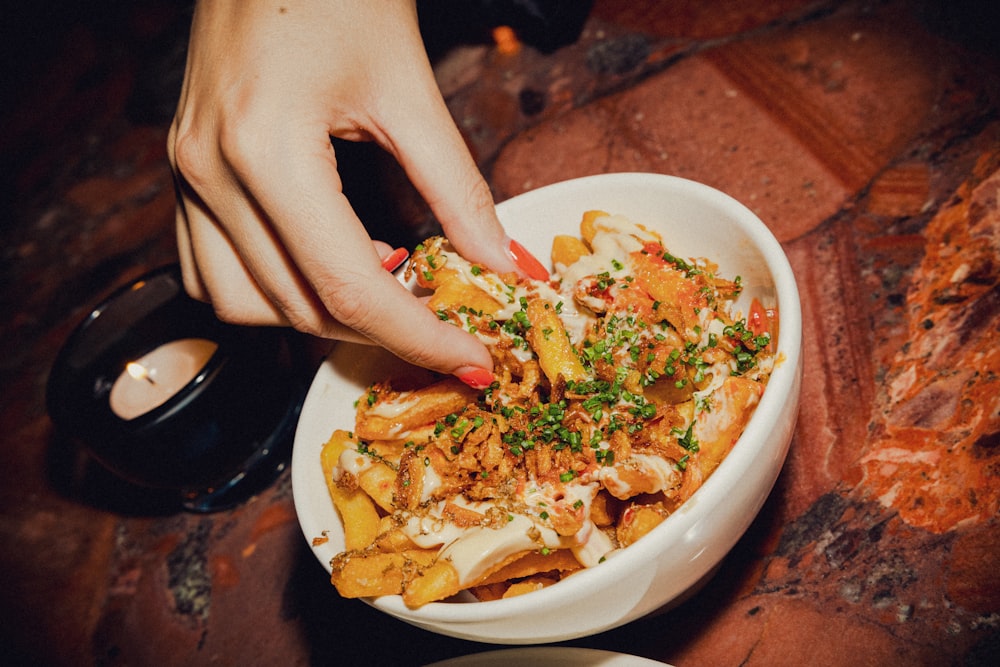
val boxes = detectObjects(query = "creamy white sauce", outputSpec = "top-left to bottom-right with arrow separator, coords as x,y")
367,392 -> 418,418
420,463 -> 443,502
397,494 -> 613,585
572,523 -> 615,567
334,449 -> 375,481
440,517 -> 548,584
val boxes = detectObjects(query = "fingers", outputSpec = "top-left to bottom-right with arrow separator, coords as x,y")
232,129 -> 495,376
174,107 -> 494,376
172,144 -> 408,346
166,0 -> 503,382
174,188 -> 418,348
363,17 -> 549,282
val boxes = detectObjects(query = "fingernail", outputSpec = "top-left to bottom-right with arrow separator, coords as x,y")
456,366 -> 495,390
505,237 -> 549,281
381,247 -> 409,272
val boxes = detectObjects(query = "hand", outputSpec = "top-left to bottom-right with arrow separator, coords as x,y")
167,0 -> 547,386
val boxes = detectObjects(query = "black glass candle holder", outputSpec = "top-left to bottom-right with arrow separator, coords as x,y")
46,265 -> 309,512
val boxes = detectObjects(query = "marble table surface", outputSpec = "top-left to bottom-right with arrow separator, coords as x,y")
1,1 -> 998,665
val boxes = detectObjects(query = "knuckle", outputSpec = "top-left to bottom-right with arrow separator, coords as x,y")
171,127 -> 216,190
323,285 -> 376,332
171,107 -> 275,190
279,303 -> 326,338
215,115 -> 261,178
313,269 -> 391,335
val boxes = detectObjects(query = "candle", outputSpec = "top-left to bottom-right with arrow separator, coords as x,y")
109,338 -> 219,420
46,264 -> 309,512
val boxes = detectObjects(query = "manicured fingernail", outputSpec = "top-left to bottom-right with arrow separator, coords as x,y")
456,366 -> 495,390
505,237 -> 549,281
381,247 -> 409,272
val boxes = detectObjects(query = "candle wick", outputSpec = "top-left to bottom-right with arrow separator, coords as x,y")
125,361 -> 156,385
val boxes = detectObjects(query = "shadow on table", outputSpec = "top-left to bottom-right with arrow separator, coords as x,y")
44,430 -> 183,517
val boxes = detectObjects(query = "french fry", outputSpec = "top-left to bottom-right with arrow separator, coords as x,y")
551,234 -> 590,267
375,523 -> 419,553
525,299 -> 588,385
411,237 -> 464,288
402,559 -> 462,608
330,549 -> 437,598
321,431 -> 380,550
503,576 -> 559,598
355,378 -> 479,440
475,549 -> 582,586
616,504 -> 669,547
328,483 -> 379,551
364,438 -> 408,465
320,429 -> 354,474
631,250 -> 708,340
428,278 -> 504,317
693,376 -> 763,476
358,464 -> 397,513
589,490 -> 621,528
579,209 -> 611,246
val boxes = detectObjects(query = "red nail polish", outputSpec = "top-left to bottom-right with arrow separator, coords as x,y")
381,247 -> 409,272
457,368 -> 494,390
506,238 -> 550,281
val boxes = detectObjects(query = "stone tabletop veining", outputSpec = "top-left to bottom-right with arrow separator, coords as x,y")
1,1 -> 998,665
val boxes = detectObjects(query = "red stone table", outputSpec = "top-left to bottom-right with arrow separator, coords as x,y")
1,1 -> 998,665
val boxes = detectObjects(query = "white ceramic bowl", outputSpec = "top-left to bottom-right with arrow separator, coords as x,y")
291,173 -> 802,644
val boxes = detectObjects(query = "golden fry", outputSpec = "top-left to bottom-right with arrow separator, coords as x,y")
525,299 -> 588,385
551,234 -> 590,268
375,524 -> 419,553
334,488 -> 380,552
358,464 -> 397,513
428,278 -> 504,317
503,576 -> 559,598
631,250 -> 708,340
616,504 -> 669,547
579,209 -> 611,245
355,378 -> 478,440
330,549 -> 436,598
693,376 -> 763,476
589,490 -> 621,528
475,549 -> 582,586
321,431 -> 380,550
402,559 -> 462,608
320,429 -> 354,476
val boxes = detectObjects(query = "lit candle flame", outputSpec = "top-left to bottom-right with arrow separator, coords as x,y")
125,361 -> 156,385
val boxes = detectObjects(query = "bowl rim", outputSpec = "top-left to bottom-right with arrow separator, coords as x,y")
292,172 -> 802,629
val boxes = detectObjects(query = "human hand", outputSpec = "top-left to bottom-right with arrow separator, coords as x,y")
167,0 -> 547,387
